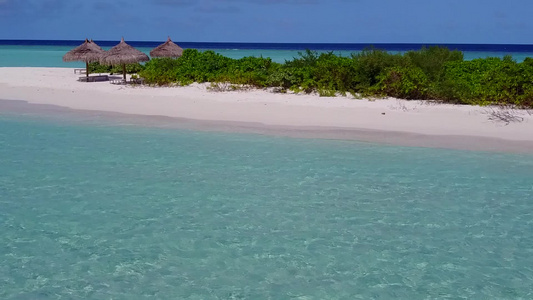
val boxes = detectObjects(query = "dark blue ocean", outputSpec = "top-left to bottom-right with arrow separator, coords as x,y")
3,39 -> 533,51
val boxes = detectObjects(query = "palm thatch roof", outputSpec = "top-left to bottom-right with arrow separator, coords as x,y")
90,39 -> 104,51
150,37 -> 183,58
63,39 -> 105,63
100,37 -> 150,65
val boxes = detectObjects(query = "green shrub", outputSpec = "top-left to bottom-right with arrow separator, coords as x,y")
432,57 -> 533,106
110,63 -> 145,75
135,47 -> 533,108
378,67 -> 429,99
139,57 -> 181,85
405,46 -> 463,81
88,62 -> 112,74
266,69 -> 298,89
88,62 -> 144,76
229,56 -> 278,86
351,48 -> 407,92
435,58 -> 502,104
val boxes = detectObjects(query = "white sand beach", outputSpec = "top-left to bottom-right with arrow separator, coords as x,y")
1,67 -> 532,153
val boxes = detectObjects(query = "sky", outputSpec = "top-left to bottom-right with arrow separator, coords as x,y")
0,0 -> 532,44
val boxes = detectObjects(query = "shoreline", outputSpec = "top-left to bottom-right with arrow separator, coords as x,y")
1,67 -> 533,153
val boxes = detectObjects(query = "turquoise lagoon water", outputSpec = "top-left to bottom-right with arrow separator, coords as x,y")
1,113 -> 533,299
0,45 -> 352,68
1,44 -> 532,68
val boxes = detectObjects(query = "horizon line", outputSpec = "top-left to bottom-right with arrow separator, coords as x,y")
1,39 -> 533,46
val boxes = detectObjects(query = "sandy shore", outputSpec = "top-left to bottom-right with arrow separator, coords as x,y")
1,67 -> 532,153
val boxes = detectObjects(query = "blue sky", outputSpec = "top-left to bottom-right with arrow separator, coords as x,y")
0,0 -> 532,43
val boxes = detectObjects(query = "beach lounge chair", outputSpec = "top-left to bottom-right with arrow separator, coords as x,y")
94,75 -> 109,82
78,75 -> 109,82
129,77 -> 145,84
110,78 -> 127,85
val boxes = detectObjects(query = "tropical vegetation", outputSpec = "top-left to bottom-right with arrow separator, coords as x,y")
91,47 -> 533,108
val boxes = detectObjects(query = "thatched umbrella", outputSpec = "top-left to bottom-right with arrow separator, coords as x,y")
150,37 -> 183,58
100,37 -> 150,80
89,39 -> 104,51
63,38 -> 105,78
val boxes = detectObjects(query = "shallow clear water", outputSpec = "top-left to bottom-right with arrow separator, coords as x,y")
1,45 -> 531,68
1,114 -> 532,299
0,45 -> 322,67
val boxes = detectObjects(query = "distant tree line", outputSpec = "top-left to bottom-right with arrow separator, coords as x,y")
91,47 -> 533,108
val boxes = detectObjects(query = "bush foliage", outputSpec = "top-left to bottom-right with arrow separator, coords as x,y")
133,47 -> 533,108
88,62 -> 145,75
